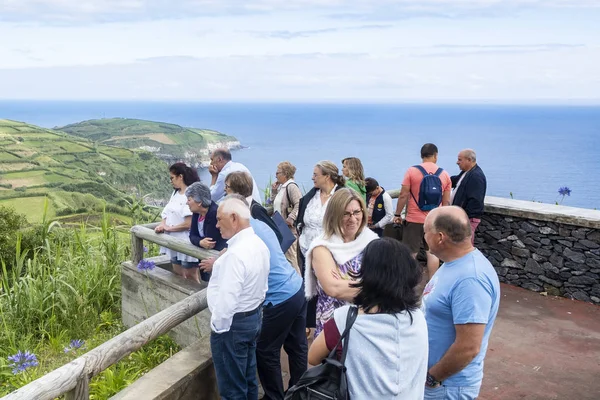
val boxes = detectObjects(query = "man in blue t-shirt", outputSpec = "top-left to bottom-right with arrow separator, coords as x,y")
422,206 -> 500,400
250,217 -> 308,400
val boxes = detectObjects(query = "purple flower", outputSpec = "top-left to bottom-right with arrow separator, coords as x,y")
143,246 -> 148,253
558,187 -> 572,197
137,259 -> 156,271
7,351 -> 39,374
64,339 -> 85,353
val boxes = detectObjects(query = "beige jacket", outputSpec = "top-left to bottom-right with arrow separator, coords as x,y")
271,180 -> 302,225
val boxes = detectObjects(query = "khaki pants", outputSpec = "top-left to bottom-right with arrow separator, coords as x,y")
285,227 -> 301,276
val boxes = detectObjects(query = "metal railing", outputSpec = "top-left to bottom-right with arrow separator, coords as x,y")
1,223 -> 218,400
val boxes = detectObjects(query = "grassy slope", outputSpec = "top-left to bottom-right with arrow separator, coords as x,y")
56,118 -> 238,157
0,119 -> 168,222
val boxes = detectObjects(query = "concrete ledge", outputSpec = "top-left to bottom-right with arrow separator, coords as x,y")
484,196 -> 600,229
110,337 -> 218,400
121,256 -> 212,347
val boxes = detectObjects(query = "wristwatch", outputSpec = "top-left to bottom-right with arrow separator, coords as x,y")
426,372 -> 443,388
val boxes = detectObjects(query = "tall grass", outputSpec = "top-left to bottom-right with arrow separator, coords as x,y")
0,205 -> 179,397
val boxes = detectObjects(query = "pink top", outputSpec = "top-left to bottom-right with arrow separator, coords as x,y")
402,162 -> 452,224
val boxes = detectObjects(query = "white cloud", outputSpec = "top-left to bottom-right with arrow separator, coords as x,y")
2,0 -> 600,23
1,0 -> 599,101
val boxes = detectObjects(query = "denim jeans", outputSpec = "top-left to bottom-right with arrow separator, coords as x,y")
424,385 -> 481,400
210,308 -> 262,400
257,286 -> 308,400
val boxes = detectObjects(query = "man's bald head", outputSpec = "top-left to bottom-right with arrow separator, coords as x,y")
459,149 -> 476,162
427,206 -> 472,244
456,149 -> 477,172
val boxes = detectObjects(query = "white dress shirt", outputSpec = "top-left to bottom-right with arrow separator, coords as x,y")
450,171 -> 468,204
207,226 -> 270,333
210,160 -> 262,204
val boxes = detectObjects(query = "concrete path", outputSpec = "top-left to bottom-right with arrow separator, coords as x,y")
280,283 -> 600,399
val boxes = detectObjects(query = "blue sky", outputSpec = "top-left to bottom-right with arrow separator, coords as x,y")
1,0 -> 599,102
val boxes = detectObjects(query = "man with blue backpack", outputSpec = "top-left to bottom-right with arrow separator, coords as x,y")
393,143 -> 452,278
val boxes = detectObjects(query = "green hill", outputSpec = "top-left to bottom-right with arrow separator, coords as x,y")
56,118 -> 241,167
0,119 -> 169,223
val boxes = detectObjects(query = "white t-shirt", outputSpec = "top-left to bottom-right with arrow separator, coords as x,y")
160,191 -> 197,263
331,305 -> 428,399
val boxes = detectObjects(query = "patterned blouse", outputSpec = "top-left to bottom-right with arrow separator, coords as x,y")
314,253 -> 363,336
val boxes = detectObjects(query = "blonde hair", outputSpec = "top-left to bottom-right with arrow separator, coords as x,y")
323,188 -> 367,239
315,160 -> 345,187
342,157 -> 365,186
277,161 -> 297,180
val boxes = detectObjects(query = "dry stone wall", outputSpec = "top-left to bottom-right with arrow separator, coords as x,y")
476,197 -> 600,304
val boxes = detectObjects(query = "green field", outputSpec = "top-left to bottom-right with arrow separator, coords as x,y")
0,196 -> 56,222
0,118 -> 209,223
0,151 -> 20,161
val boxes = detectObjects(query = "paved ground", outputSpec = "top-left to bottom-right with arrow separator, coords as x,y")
279,283 -> 600,399
479,284 -> 600,399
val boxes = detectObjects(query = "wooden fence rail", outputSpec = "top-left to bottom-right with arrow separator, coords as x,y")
1,224 -> 213,400
2,189 -> 402,400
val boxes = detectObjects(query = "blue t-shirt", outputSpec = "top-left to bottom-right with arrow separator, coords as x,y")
250,219 -> 302,306
422,249 -> 500,387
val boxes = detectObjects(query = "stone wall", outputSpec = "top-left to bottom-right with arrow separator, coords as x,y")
476,197 -> 600,304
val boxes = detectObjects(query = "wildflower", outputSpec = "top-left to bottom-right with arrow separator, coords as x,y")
7,351 -> 39,374
64,339 -> 85,353
143,246 -> 148,253
558,187 -> 572,197
137,259 -> 156,271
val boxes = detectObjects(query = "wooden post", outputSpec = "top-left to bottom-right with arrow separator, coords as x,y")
64,377 -> 90,400
131,230 -> 144,266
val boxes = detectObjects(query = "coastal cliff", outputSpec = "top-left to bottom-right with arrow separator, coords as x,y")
56,118 -> 242,168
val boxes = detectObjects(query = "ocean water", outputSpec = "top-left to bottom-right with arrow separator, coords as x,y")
2,101 -> 599,209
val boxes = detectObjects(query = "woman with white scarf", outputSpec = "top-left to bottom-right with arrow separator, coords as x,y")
305,188 -> 378,336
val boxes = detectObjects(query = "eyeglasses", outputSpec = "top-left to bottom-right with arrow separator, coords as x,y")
343,209 -> 363,219
225,183 -> 231,190
275,171 -> 283,175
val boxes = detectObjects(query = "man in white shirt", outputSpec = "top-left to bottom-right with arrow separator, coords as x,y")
209,148 -> 262,204
208,196 -> 270,399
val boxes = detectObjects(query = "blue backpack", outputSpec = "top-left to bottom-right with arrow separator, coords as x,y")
411,165 -> 444,211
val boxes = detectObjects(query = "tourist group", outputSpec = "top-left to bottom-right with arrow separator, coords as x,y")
153,143 -> 500,400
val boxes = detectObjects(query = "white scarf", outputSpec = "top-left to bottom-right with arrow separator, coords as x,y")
304,228 -> 378,299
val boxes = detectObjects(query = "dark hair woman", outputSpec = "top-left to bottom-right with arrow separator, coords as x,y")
155,163 -> 200,278
308,237 -> 428,399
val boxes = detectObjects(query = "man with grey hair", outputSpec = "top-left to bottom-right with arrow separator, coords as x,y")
209,148 -> 262,204
208,195 -> 270,399
450,148 -> 487,245
421,206 -> 500,400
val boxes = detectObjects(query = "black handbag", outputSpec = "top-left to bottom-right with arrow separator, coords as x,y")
285,306 -> 358,400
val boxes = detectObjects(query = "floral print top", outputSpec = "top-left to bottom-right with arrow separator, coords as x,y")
314,252 -> 363,337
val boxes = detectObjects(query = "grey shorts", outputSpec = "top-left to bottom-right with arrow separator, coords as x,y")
401,222 -> 429,254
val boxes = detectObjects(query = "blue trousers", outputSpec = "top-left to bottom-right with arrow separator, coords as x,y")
257,286 -> 308,400
210,308 -> 262,400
